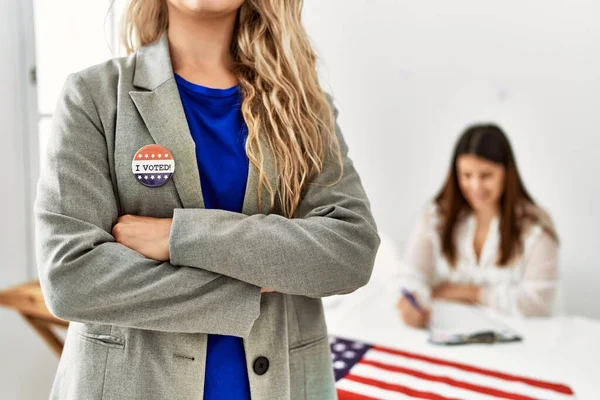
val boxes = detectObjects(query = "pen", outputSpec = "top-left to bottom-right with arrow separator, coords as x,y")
401,288 -> 424,313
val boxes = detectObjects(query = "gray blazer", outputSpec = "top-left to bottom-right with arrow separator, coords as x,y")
34,33 -> 380,400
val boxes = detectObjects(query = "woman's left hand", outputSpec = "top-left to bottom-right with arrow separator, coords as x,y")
432,283 -> 481,304
112,215 -> 172,262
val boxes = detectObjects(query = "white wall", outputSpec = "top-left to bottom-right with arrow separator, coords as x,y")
0,0 -> 57,399
303,0 -> 600,319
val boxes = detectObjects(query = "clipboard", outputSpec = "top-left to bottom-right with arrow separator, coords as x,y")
427,301 -> 522,345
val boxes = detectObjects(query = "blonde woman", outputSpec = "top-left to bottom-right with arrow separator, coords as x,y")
34,1 -> 380,399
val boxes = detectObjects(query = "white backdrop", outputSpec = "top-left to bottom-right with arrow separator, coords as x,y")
302,0 -> 600,319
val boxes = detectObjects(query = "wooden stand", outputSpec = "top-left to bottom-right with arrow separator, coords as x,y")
0,280 -> 68,357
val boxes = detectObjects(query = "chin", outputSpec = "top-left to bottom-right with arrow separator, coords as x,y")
468,199 -> 492,211
181,0 -> 242,13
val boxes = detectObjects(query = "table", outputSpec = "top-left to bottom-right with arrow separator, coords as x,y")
3,279 -> 599,397
323,280 -> 600,399
0,280 -> 68,357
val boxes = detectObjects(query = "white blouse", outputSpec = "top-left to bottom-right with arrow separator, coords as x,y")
401,203 -> 559,317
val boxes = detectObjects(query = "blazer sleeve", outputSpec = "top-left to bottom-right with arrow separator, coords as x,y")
168,98 -> 381,298
34,73 -> 261,337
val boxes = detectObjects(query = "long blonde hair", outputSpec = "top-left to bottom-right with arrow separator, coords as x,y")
122,0 -> 342,218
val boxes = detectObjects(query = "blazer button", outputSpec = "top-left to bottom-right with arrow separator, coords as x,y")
253,356 -> 269,375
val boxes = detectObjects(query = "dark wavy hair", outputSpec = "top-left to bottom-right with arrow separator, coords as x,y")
434,124 -> 558,267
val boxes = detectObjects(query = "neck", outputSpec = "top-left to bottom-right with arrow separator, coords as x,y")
474,205 -> 500,225
167,5 -> 238,78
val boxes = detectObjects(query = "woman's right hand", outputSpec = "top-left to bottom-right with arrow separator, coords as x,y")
397,295 -> 431,328
261,288 -> 275,293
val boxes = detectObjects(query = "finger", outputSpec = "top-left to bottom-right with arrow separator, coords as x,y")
397,298 -> 405,309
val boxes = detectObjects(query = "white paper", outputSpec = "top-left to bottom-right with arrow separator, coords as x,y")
429,301 -> 520,342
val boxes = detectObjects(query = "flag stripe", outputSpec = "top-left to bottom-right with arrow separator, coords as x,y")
349,363 -> 500,400
371,345 -> 574,395
337,380 -> 419,400
364,349 -> 573,400
336,388 -> 379,400
346,375 -> 461,400
358,360 -> 537,400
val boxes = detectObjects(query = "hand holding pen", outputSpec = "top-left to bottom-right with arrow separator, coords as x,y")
397,288 -> 431,328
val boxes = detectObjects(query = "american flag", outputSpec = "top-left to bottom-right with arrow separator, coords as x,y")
329,336 -> 575,400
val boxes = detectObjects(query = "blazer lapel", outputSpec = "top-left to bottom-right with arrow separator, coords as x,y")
130,84 -> 204,210
129,33 -> 204,209
128,32 -> 276,215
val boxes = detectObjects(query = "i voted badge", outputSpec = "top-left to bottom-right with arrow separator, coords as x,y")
132,144 -> 175,188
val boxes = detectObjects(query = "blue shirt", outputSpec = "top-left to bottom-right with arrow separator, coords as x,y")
175,73 -> 251,400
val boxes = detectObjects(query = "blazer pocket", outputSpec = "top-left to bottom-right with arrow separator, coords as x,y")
77,331 -> 126,350
289,336 -> 336,400
289,335 -> 328,353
